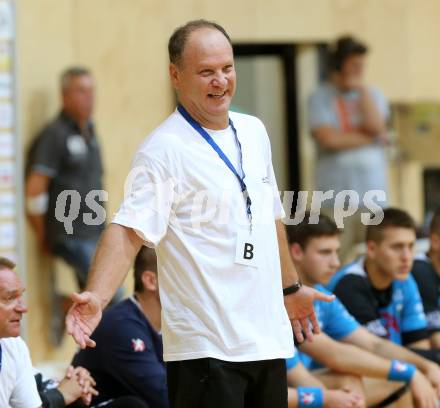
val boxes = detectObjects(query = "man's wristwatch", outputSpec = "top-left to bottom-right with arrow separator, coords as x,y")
283,281 -> 302,296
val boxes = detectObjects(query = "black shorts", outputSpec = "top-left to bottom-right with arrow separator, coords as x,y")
166,358 -> 287,408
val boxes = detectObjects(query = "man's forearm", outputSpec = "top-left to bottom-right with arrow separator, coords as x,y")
328,131 -> 374,150
27,214 -> 46,242
302,340 -> 390,379
313,127 -> 374,152
373,338 -> 433,374
86,223 -> 143,307
359,87 -> 386,136
276,219 -> 299,287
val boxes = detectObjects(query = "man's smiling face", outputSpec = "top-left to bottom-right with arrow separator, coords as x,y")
169,27 -> 236,129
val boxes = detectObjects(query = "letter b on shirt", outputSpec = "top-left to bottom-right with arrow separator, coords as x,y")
243,243 -> 254,260
235,230 -> 258,267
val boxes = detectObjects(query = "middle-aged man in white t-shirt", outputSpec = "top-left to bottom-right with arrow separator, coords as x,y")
0,257 -> 42,408
66,19 -> 334,408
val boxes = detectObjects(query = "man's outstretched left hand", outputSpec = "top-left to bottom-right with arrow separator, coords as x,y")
284,285 -> 334,343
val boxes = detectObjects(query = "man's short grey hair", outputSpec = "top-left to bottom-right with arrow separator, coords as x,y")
168,19 -> 232,66
60,66 -> 91,92
0,257 -> 15,271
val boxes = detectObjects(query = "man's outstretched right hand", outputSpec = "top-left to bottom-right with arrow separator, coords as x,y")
66,292 -> 102,349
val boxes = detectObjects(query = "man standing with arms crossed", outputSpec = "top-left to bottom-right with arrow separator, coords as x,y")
309,36 -> 389,262
66,20 -> 332,408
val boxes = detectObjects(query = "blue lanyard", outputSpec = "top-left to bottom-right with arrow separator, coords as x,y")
177,104 -> 252,230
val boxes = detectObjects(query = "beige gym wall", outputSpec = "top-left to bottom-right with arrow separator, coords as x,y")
17,0 -> 76,363
17,0 -> 440,363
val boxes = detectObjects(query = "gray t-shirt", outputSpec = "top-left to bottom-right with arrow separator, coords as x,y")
308,82 -> 389,206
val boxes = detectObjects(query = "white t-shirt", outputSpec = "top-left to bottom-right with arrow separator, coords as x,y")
0,337 -> 42,408
113,110 -> 294,362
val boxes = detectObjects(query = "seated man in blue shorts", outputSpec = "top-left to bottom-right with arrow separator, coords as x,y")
328,208 -> 438,359
285,212 -> 440,407
412,208 -> 440,348
72,247 -> 167,408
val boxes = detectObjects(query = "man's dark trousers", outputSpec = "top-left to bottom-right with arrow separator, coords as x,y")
167,358 -> 287,408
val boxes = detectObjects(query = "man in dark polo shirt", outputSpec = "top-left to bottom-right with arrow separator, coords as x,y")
26,67 -> 105,290
72,246 -> 168,408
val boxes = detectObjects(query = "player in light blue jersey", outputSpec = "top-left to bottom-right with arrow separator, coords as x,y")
328,208 -> 438,357
285,211 -> 440,407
